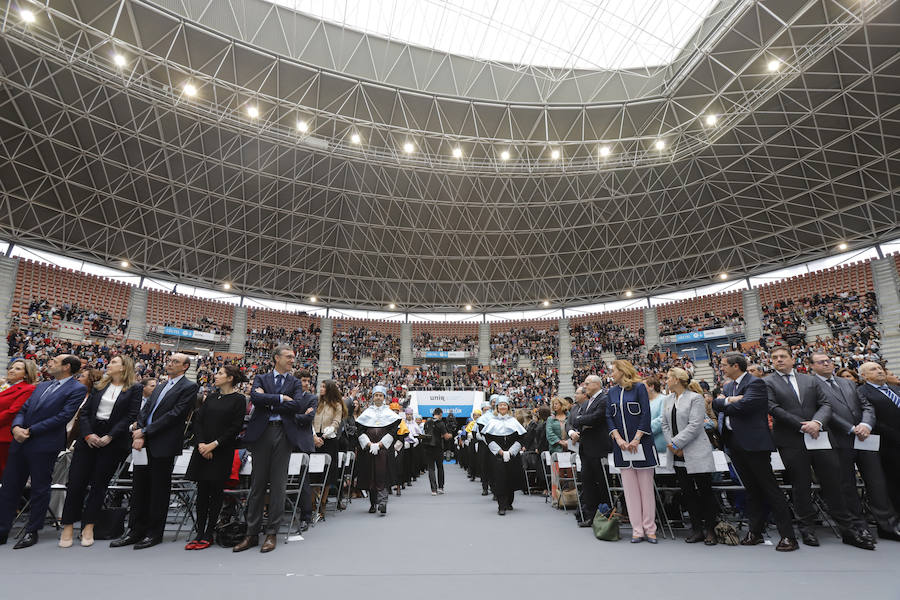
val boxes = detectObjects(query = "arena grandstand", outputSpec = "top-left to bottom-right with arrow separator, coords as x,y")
0,0 -> 899,596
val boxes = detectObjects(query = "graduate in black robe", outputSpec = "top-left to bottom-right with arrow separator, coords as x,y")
475,399 -> 496,496
355,386 -> 401,515
482,396 -> 526,515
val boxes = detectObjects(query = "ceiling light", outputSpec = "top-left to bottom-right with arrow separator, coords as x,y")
350,133 -> 361,145
246,105 -> 259,119
767,59 -> 781,72
654,140 -> 666,150
500,150 -> 510,161
309,296 -> 317,303
599,146 -> 611,157
388,303 -> 396,310
20,9 -> 36,23
113,54 -> 127,67
296,120 -> 309,133
625,290 -> 633,298
542,300 -> 550,307
550,149 -> 560,160
182,82 -> 197,97
719,273 -> 729,281
838,242 -> 848,251
119,260 -> 130,268
452,147 -> 462,158
403,142 -> 415,154
464,304 -> 473,311
223,282 -> 232,290
705,114 -> 718,126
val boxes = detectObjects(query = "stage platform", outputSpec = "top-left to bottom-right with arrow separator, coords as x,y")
2,465 -> 899,600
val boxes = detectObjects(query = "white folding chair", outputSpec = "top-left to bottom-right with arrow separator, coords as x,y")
170,449 -> 197,540
540,451 -> 553,503
307,453 -> 332,524
337,451 -> 356,509
284,453 -> 309,542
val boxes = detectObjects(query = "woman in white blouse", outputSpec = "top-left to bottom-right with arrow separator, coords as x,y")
59,356 -> 143,547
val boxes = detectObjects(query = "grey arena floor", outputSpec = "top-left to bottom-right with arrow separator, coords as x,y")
2,465 -> 899,599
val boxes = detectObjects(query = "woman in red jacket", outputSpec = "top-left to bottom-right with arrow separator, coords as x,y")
0,358 -> 39,477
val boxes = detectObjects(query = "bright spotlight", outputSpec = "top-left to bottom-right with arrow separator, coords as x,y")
388,303 -> 396,310
838,242 -> 848,251
500,150 -> 510,161
182,82 -> 197,97
550,149 -> 560,160
599,146 -> 611,157
464,304 -> 473,311
350,133 -> 361,145
113,54 -> 127,67
705,114 -> 718,126
20,9 -> 36,23
452,147 -> 462,158
297,120 -> 309,133
542,300 -> 550,307
654,140 -> 665,150
246,105 -> 259,119
403,142 -> 414,154
223,282 -> 232,290
309,296 -> 317,303
719,273 -> 729,281
625,290 -> 633,298
767,59 -> 781,72
120,260 -> 130,268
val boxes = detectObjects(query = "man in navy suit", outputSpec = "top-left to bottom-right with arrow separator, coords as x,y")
233,345 -> 317,553
713,352 -> 797,551
0,354 -> 86,548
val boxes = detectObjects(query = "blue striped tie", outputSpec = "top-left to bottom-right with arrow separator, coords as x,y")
879,386 -> 900,409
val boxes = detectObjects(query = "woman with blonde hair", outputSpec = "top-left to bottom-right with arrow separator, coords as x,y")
606,360 -> 659,543
60,355 -> 142,547
545,396 -> 570,454
0,359 -> 38,478
663,367 -> 718,545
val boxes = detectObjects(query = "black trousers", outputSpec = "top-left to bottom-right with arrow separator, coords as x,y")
880,447 -> 900,519
0,445 -> 57,534
728,448 -> 794,538
131,454 -> 176,540
674,466 -> 718,532
193,480 -> 226,538
778,446 -> 855,536
837,447 -> 897,531
576,454 -> 611,522
62,441 -> 127,526
426,447 -> 445,491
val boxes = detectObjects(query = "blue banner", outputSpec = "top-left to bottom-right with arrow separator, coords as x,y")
163,326 -> 195,338
673,327 -> 727,342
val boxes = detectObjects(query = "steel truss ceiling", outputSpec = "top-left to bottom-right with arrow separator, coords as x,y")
0,0 -> 898,311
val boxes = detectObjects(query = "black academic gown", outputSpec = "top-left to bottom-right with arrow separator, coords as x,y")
484,423 -> 525,510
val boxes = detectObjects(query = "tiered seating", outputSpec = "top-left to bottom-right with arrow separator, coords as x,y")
569,308 -> 645,367
146,289 -> 234,334
759,260 -> 874,305
245,308 -> 320,365
489,318 -> 559,367
331,318 -> 401,366
412,322 -> 478,352
656,290 -> 744,335
11,259 -> 132,335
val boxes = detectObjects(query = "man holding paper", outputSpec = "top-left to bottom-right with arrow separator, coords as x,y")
814,355 -> 900,542
856,361 -> 900,540
764,347 -> 873,550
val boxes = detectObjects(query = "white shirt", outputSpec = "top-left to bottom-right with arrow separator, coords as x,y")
95,384 -> 123,421
779,369 -> 801,401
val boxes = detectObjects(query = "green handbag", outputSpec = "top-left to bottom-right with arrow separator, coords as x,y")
592,509 -> 621,541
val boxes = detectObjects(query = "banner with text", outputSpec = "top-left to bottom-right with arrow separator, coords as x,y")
408,390 -> 484,419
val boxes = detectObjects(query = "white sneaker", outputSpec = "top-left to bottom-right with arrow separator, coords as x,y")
431,491 -> 437,496
437,489 -> 445,495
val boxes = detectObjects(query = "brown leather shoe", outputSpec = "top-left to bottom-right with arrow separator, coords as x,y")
232,536 -> 258,553
776,537 -> 799,552
260,534 -> 277,553
739,532 -> 764,546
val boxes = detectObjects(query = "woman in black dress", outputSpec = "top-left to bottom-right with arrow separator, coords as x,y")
482,396 -> 526,515
184,364 -> 247,549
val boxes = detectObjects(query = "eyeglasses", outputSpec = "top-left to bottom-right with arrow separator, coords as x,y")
812,359 -> 832,365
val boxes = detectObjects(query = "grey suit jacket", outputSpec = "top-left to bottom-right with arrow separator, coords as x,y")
817,375 -> 874,448
661,390 -> 716,474
764,371 -> 832,449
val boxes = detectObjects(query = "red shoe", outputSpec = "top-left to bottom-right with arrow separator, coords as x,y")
194,539 -> 211,550
184,539 -> 201,550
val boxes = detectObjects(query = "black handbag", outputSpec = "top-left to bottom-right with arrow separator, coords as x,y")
93,507 -> 127,540
216,520 -> 248,547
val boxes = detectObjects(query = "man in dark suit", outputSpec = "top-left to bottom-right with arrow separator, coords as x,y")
813,354 -> 900,541
764,346 -> 872,549
111,353 -> 198,550
712,352 -> 797,551
0,354 -> 85,548
857,361 -> 900,534
568,377 -> 611,527
294,368 -> 317,530
233,345 -> 317,553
